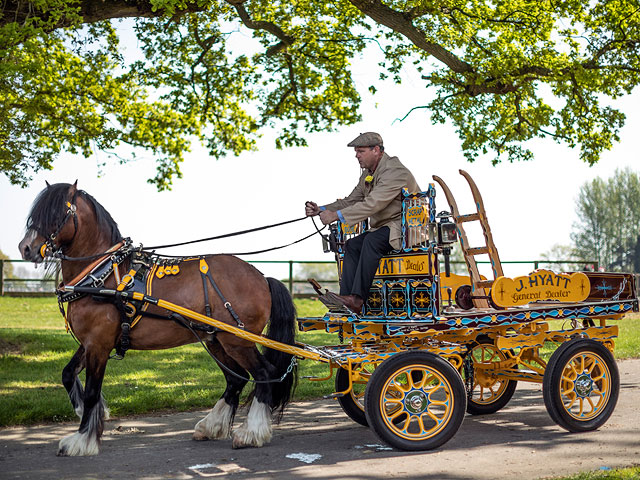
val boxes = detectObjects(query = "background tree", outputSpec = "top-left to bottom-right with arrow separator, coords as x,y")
539,243 -> 590,272
571,168 -> 640,272
0,249 -> 15,279
2,0 -> 639,189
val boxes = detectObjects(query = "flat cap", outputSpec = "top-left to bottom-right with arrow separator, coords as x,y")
347,132 -> 383,148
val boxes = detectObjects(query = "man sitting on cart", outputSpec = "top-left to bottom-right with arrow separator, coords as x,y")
305,131 -> 420,314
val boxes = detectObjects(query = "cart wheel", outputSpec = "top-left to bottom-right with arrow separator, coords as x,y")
543,338 -> 619,432
465,336 -> 517,415
335,364 -> 377,427
364,351 -> 466,451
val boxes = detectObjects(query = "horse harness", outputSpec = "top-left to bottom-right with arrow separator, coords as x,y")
56,240 -> 244,359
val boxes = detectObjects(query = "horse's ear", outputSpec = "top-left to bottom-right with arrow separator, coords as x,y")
70,180 -> 78,195
45,180 -> 50,188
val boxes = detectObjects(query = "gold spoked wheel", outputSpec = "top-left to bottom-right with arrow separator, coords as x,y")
465,337 -> 517,415
365,351 -> 466,450
543,338 -> 619,432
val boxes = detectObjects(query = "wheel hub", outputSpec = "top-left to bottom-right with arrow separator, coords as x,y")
575,373 -> 594,397
405,390 -> 428,414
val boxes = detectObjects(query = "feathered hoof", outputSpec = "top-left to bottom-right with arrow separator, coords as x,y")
230,398 -> 272,449
231,429 -> 271,449
57,432 -> 99,456
192,400 -> 233,441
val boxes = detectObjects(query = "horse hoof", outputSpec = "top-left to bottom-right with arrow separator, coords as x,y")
231,429 -> 271,449
57,432 -> 99,456
193,400 -> 233,441
192,430 -> 211,441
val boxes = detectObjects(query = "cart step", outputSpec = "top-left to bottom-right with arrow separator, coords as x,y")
457,213 -> 480,222
467,246 -> 490,256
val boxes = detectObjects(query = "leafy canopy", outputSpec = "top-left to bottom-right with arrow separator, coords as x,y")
2,0 -> 639,189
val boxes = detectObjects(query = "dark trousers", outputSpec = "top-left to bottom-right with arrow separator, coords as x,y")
340,226 -> 392,299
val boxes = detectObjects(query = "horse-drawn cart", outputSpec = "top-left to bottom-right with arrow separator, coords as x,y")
294,170 -> 637,450
20,171 -> 638,455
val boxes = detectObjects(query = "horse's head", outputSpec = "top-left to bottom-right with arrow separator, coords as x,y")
19,181 -> 122,262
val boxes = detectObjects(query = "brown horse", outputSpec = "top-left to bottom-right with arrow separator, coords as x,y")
18,182 -> 298,456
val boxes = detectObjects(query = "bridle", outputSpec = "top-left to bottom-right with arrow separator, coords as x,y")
38,198 -> 79,259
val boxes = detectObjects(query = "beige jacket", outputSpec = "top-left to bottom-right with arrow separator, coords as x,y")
324,152 -> 420,250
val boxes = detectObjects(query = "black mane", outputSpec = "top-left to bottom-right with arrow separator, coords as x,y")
27,183 -> 123,244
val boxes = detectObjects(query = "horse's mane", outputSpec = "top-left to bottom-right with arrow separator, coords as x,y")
27,183 -> 123,244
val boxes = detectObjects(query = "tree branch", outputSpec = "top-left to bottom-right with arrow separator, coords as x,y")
348,0 -> 473,74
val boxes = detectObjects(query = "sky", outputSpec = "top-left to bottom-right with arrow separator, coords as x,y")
2,30 -> 639,281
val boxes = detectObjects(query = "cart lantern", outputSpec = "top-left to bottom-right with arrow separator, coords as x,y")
437,211 -> 457,245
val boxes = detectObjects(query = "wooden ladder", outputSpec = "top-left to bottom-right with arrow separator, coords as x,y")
432,170 -> 503,308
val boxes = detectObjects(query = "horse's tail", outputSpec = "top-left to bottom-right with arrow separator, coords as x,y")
264,277 -> 298,418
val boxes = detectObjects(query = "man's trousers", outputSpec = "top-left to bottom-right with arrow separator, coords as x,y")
339,226 -> 393,300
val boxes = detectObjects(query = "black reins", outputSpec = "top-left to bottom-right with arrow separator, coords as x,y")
145,215 -> 309,250
49,215 -> 327,262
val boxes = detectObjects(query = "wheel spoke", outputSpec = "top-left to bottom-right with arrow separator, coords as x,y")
585,357 -> 597,375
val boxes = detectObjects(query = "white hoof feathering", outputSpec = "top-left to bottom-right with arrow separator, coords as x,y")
57,431 -> 100,456
232,398 -> 272,449
193,399 -> 234,441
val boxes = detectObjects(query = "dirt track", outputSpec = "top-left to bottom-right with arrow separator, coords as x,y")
1,358 -> 639,480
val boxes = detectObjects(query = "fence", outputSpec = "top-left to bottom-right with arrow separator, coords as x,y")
1,258 -> 598,297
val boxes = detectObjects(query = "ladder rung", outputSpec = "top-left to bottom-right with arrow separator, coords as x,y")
466,246 -> 490,255
475,280 -> 494,289
456,213 -> 480,223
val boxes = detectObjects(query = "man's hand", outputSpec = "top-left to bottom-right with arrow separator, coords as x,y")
319,209 -> 339,225
305,201 -> 320,216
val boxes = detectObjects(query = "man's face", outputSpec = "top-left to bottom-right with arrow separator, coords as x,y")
355,146 -> 381,171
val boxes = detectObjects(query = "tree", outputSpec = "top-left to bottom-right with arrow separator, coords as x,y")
2,0 -> 639,190
571,168 -> 640,272
539,243 -> 590,272
0,249 -> 15,279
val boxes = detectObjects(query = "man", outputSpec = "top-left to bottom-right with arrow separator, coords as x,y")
305,132 -> 420,314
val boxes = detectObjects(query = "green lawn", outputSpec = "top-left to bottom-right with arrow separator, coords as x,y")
1,296 -> 639,427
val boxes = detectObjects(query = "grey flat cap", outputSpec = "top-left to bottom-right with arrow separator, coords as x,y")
347,132 -> 383,147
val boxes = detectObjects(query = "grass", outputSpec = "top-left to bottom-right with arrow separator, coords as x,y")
545,466 -> 640,480
0,296 -> 334,426
1,296 -> 639,428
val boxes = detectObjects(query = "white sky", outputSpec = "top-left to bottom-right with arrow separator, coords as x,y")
1,27 -> 639,280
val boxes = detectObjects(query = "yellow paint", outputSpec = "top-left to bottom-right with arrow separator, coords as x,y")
156,266 -> 165,278
375,254 -> 432,276
491,269 -> 590,307
341,223 -> 361,235
151,297 -> 326,362
199,258 -> 209,274
439,272 -> 487,298
406,205 -> 428,227
117,269 -> 136,292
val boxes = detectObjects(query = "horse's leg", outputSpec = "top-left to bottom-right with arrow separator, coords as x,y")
194,341 -> 248,441
62,346 -> 110,421
57,346 -> 110,456
231,348 -> 276,449
61,346 -> 86,418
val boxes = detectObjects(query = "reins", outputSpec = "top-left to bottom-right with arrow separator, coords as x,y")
145,215 -> 309,250
51,216 -> 326,261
